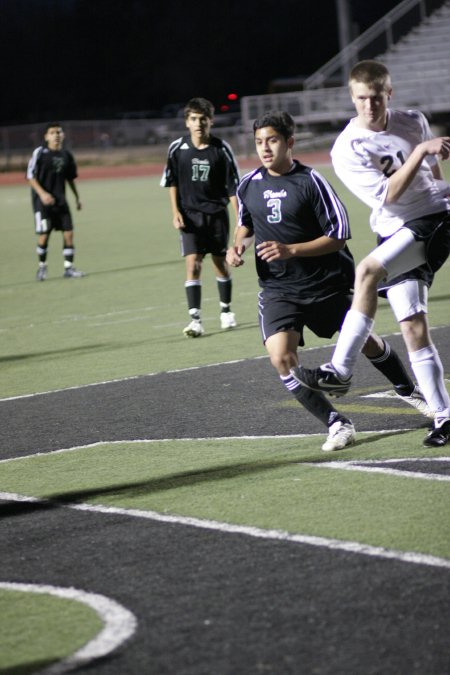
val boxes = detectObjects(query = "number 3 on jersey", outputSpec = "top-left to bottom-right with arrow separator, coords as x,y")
267,198 -> 282,223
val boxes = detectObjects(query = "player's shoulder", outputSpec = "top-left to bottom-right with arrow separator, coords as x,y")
167,136 -> 188,155
389,108 -> 428,131
238,167 -> 265,189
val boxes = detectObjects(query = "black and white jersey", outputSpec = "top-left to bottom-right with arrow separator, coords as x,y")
331,109 -> 450,237
160,134 -> 240,214
27,146 -> 77,211
238,160 -> 354,300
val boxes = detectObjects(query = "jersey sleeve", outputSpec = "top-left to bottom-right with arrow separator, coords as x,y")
65,151 -> 78,181
309,169 -> 351,240
222,140 -> 240,197
331,135 -> 389,211
237,181 -> 254,235
160,138 -> 182,188
26,146 -> 43,180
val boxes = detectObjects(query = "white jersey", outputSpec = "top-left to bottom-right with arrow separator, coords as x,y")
331,109 -> 450,237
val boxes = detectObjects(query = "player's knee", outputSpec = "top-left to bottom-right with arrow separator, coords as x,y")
269,351 -> 295,375
355,256 -> 385,288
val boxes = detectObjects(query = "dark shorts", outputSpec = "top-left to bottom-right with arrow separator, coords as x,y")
258,291 -> 353,347
180,208 -> 229,257
377,210 -> 450,295
34,205 -> 73,234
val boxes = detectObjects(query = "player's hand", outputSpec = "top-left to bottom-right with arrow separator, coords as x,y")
422,136 -> 450,160
256,240 -> 292,261
226,245 -> 245,267
76,199 -> 82,211
40,191 -> 55,206
173,212 -> 185,229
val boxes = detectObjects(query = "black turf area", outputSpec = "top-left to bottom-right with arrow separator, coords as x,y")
0,326 -> 449,674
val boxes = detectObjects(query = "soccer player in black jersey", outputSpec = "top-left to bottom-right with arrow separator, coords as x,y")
161,98 -> 240,337
27,122 -> 85,280
227,111 -> 432,451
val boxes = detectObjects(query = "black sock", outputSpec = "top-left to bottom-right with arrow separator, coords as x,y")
185,282 -> 201,316
365,339 -> 414,396
281,373 -> 348,428
217,277 -> 232,306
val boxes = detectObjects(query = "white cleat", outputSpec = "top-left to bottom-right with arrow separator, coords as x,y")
395,386 -> 434,419
322,420 -> 356,452
220,311 -> 237,330
183,319 -> 204,338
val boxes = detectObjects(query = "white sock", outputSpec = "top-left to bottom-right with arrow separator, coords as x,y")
331,310 -> 374,380
409,344 -> 450,425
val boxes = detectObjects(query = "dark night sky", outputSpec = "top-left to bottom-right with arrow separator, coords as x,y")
1,0 -> 400,125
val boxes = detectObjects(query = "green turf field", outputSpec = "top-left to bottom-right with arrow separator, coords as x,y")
1,163 -> 449,674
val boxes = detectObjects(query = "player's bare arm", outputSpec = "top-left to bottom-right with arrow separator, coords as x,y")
227,225 -> 252,267
256,235 -> 345,262
28,177 -> 55,206
385,136 -> 450,204
229,195 -> 239,225
169,186 -> 184,229
68,180 -> 82,210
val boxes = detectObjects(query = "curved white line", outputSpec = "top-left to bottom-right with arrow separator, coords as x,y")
0,582 -> 137,674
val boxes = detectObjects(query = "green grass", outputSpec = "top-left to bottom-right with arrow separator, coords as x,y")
1,162 -> 449,671
0,588 -> 103,673
1,432 -> 449,557
1,165 -> 449,397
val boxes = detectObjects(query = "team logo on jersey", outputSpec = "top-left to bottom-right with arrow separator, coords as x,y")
263,189 -> 287,200
52,157 -> 65,173
191,158 -> 210,182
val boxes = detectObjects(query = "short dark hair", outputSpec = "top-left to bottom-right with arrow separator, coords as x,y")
349,60 -> 391,90
184,97 -> 215,120
44,121 -> 63,133
253,111 -> 295,141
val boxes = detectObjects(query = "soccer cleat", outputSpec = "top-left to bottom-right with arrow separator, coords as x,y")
423,419 -> 450,447
395,386 -> 434,419
183,319 -> 204,338
220,311 -> 237,330
322,420 -> 356,451
290,363 -> 352,397
36,264 -> 48,281
63,267 -> 85,278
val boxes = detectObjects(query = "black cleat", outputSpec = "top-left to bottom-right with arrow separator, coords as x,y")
423,420 -> 450,447
290,363 -> 352,398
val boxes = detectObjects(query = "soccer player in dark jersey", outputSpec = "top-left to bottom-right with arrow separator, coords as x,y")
27,122 -> 85,280
227,111 -> 432,451
161,98 -> 240,337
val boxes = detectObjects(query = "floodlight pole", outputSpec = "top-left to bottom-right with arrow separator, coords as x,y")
336,0 -> 352,85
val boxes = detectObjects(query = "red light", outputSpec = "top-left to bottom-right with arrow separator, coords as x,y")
227,93 -> 238,101
220,104 -> 230,112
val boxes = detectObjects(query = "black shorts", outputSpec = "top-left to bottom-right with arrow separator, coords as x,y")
180,208 -> 229,257
34,205 -> 73,234
258,291 -> 352,346
377,210 -> 450,295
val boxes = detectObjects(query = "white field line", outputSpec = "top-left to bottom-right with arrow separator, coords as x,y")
0,429 -> 415,464
0,581 -> 137,675
0,354 -> 271,402
2,325 -> 448,403
307,457 -> 450,482
1,490 -> 449,572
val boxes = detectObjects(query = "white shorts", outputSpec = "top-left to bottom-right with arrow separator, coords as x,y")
369,228 -> 426,281
386,279 -> 428,322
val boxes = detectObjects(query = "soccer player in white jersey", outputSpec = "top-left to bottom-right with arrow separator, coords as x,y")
161,98 -> 240,337
293,60 -> 450,447
227,110 -> 431,451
